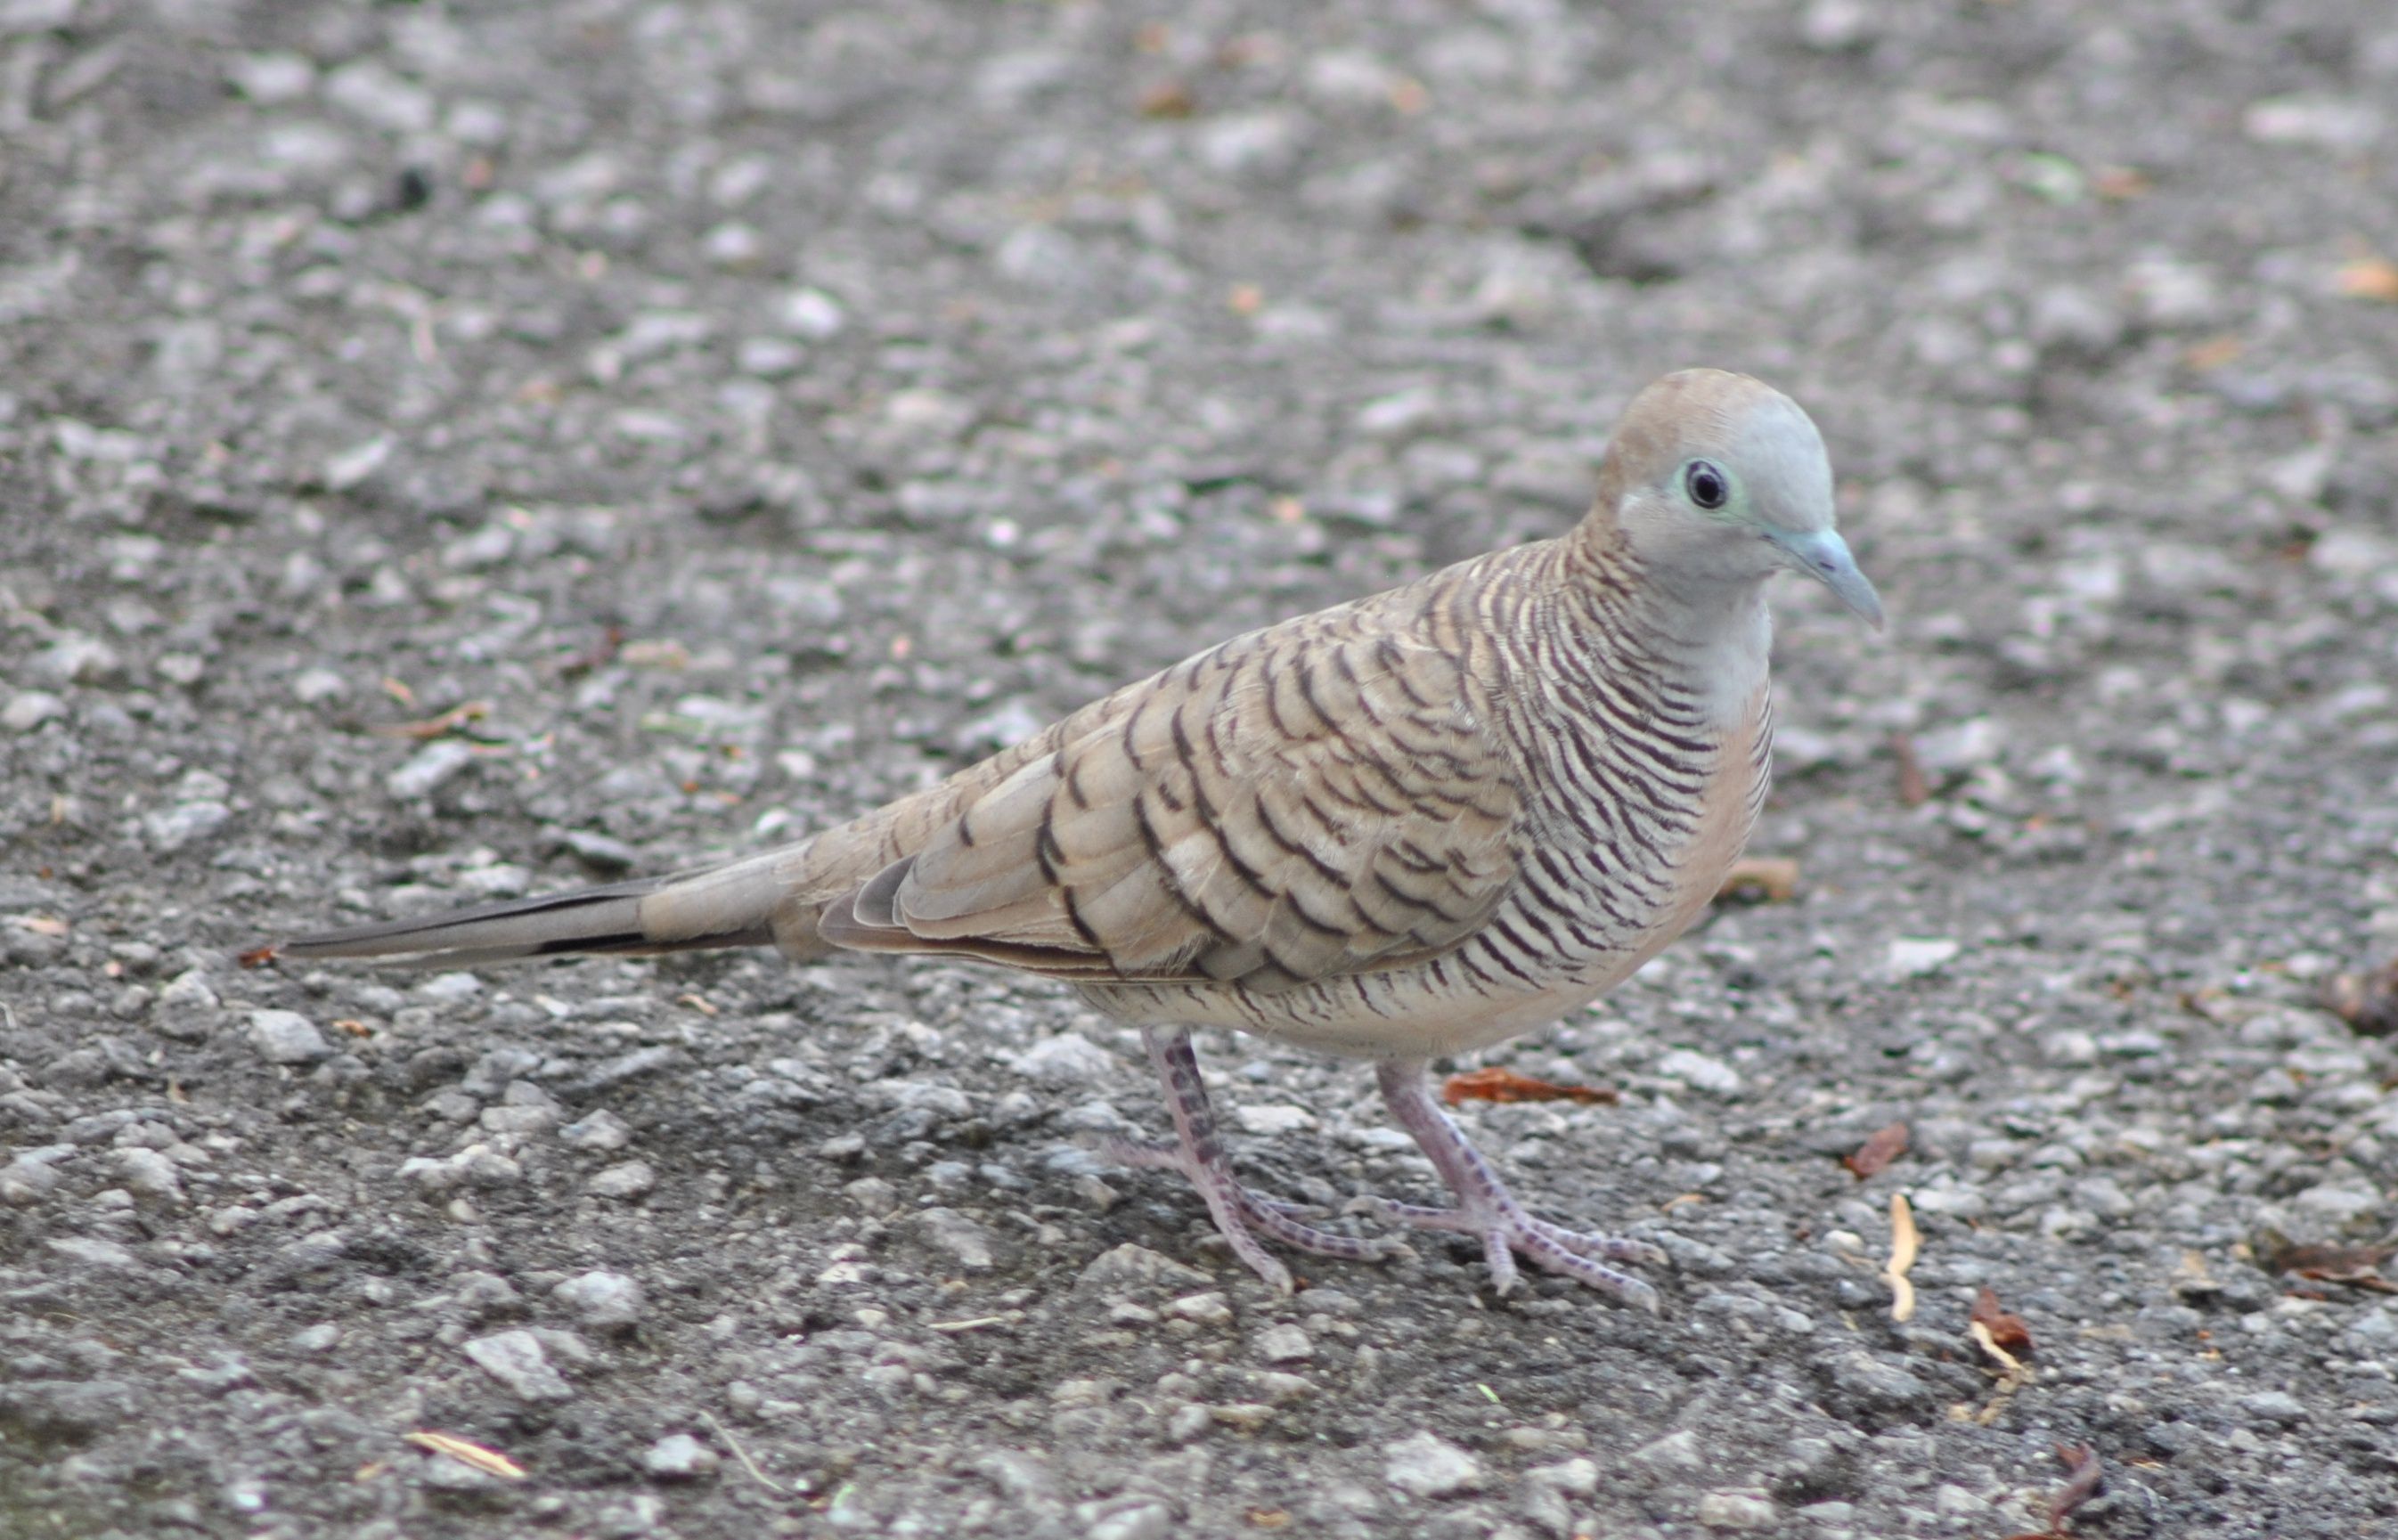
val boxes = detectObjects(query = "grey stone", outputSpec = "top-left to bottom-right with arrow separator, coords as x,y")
560,1110 -> 633,1151
587,1161 -> 657,1200
2239,1390 -> 2306,1425
247,1010 -> 332,1065
910,1206 -> 997,1270
462,1330 -> 574,1402
643,1432 -> 719,1479
386,741 -> 477,801
1697,1492 -> 1778,1530
2,691 -> 65,731
554,1270 -> 647,1332
1384,1430 -> 1482,1498
151,970 -> 222,1040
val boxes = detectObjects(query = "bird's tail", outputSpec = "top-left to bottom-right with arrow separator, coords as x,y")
275,849 -> 803,970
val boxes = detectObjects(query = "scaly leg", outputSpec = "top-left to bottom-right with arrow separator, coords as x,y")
1105,1028 -> 1407,1293
1374,1058 -> 1665,1310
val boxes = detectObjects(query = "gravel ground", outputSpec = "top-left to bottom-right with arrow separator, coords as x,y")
6,2 -> 2398,1536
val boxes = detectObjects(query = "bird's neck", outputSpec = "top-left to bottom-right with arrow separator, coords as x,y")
1552,519 -> 1774,732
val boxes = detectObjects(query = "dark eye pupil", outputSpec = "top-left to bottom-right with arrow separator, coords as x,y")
1686,462 -> 1727,509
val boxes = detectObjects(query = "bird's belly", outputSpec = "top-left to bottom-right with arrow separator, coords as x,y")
1079,965 -> 1619,1059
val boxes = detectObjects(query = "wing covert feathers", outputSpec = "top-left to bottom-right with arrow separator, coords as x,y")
820,585 -> 1523,990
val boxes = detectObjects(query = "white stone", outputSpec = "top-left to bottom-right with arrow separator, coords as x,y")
587,1161 -> 657,1200
1886,937 -> 1960,978
1384,1430 -> 1482,1498
643,1432 -> 719,1479
48,1236 -> 138,1268
116,1146 -> 184,1203
247,1010 -> 331,1064
1697,1491 -> 1778,1529
387,740 -> 477,801
2,691 -> 64,731
1007,1032 -> 1117,1087
1234,1103 -> 1317,1135
560,1110 -> 632,1151
2244,96 -> 2382,151
777,287 -> 847,338
1081,1497 -> 1173,1540
911,1206 -> 997,1270
144,800 -> 232,853
554,1270 -> 646,1330
1631,1430 -> 1705,1472
152,970 -> 222,1041
1527,1457 -> 1600,1496
1656,1048 -> 1742,1096
463,1330 -> 573,1401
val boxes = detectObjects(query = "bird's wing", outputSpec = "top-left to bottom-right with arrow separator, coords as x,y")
817,606 -> 1521,991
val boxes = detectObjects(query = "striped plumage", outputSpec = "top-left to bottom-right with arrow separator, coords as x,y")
280,369 -> 1883,1306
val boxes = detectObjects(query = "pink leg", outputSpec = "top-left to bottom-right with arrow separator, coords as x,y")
1374,1058 -> 1664,1310
1106,1029 -> 1407,1293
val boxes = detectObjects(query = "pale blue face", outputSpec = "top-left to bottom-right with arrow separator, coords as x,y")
1662,400 -> 1882,629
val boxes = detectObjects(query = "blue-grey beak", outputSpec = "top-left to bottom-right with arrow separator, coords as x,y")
1772,528 -> 1885,631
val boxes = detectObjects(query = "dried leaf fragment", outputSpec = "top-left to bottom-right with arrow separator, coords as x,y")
373,700 -> 493,742
1885,1192 -> 1920,1323
558,623 -> 625,679
2336,257 -> 2398,304
1889,732 -> 1929,807
1717,856 -> 1800,903
404,1430 -> 526,1480
1441,1066 -> 1619,1106
1969,1320 -> 2032,1390
2000,1442 -> 2102,1539
1844,1121 -> 1910,1180
1970,1287 -> 2034,1353
2092,166 -> 2151,200
1138,80 -> 1196,118
2264,1237 -> 2398,1292
2049,1443 -> 2103,1528
2321,959 -> 2398,1038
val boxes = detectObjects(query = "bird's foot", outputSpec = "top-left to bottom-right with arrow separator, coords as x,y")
1374,1058 -> 1666,1311
1122,1029 -> 1409,1294
1374,1196 -> 1664,1309
1102,1135 -> 1411,1284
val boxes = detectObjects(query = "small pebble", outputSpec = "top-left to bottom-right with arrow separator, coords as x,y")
561,1110 -> 633,1151
1698,1491 -> 1779,1530
1384,1430 -> 1482,1498
463,1330 -> 575,1402
555,1270 -> 647,1332
643,1432 -> 719,1479
588,1161 -> 657,1200
247,1010 -> 332,1065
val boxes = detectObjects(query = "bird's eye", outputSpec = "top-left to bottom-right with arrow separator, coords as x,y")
1684,460 -> 1728,509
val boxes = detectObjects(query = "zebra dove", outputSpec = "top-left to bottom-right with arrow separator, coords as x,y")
279,368 -> 1882,1308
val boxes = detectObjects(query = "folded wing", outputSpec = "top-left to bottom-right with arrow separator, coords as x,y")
819,610 -> 1521,991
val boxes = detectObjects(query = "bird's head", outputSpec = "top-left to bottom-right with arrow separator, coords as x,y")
1595,369 -> 1883,629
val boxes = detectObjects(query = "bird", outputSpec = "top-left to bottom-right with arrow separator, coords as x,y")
277,368 -> 1883,1309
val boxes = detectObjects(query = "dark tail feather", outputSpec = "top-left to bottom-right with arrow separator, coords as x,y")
277,871 -> 773,970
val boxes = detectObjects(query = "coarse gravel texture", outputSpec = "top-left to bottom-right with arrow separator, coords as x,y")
5,2 -> 2398,1537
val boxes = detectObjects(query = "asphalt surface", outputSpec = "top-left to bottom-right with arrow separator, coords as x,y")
4,2 -> 2398,1536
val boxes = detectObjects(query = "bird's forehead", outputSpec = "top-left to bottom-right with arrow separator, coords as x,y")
1613,371 -> 1832,526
